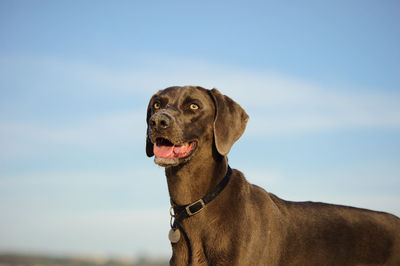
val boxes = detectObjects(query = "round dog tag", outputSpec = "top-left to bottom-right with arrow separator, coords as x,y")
168,228 -> 181,243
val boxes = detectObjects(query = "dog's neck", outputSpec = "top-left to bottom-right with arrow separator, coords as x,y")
165,156 -> 228,206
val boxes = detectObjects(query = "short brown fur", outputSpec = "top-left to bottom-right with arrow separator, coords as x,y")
146,86 -> 400,265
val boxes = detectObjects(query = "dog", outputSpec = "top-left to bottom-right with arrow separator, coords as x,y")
146,86 -> 400,265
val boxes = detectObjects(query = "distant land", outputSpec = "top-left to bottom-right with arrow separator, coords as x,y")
0,254 -> 168,266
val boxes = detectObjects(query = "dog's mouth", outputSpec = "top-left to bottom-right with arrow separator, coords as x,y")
153,137 -> 197,166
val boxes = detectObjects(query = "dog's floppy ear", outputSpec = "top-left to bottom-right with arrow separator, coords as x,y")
146,91 -> 161,157
209,88 -> 249,156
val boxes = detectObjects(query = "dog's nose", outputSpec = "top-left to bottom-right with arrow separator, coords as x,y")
150,113 -> 172,130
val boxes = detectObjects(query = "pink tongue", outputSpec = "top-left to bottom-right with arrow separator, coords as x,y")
154,143 -> 193,159
154,145 -> 174,158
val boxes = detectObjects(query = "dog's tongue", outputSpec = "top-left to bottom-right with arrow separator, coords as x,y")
154,142 -> 193,159
154,145 -> 174,158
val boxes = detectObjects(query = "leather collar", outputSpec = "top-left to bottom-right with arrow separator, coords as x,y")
170,165 -> 232,229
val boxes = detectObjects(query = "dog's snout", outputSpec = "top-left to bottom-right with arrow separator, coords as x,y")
150,113 -> 172,130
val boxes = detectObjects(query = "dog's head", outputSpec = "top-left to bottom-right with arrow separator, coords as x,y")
146,86 -> 248,167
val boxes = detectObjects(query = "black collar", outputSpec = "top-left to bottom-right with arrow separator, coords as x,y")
170,165 -> 232,228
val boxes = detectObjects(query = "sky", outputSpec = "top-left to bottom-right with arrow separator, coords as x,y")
1,0 -> 400,259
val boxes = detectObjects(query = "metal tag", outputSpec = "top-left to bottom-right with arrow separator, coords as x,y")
168,228 -> 181,243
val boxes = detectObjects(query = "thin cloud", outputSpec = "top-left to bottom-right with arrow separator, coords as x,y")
1,54 -> 400,156
0,111 -> 144,158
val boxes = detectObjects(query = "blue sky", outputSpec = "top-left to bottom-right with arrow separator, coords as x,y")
1,0 -> 399,259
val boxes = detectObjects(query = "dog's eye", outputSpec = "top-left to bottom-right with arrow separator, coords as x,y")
190,104 -> 199,110
153,102 -> 161,110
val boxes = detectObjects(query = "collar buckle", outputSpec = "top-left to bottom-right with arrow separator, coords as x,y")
185,199 -> 205,216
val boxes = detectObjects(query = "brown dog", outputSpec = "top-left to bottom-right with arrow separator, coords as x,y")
146,86 -> 400,265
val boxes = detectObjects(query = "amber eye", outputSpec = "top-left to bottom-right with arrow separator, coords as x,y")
190,103 -> 199,110
153,102 -> 161,110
